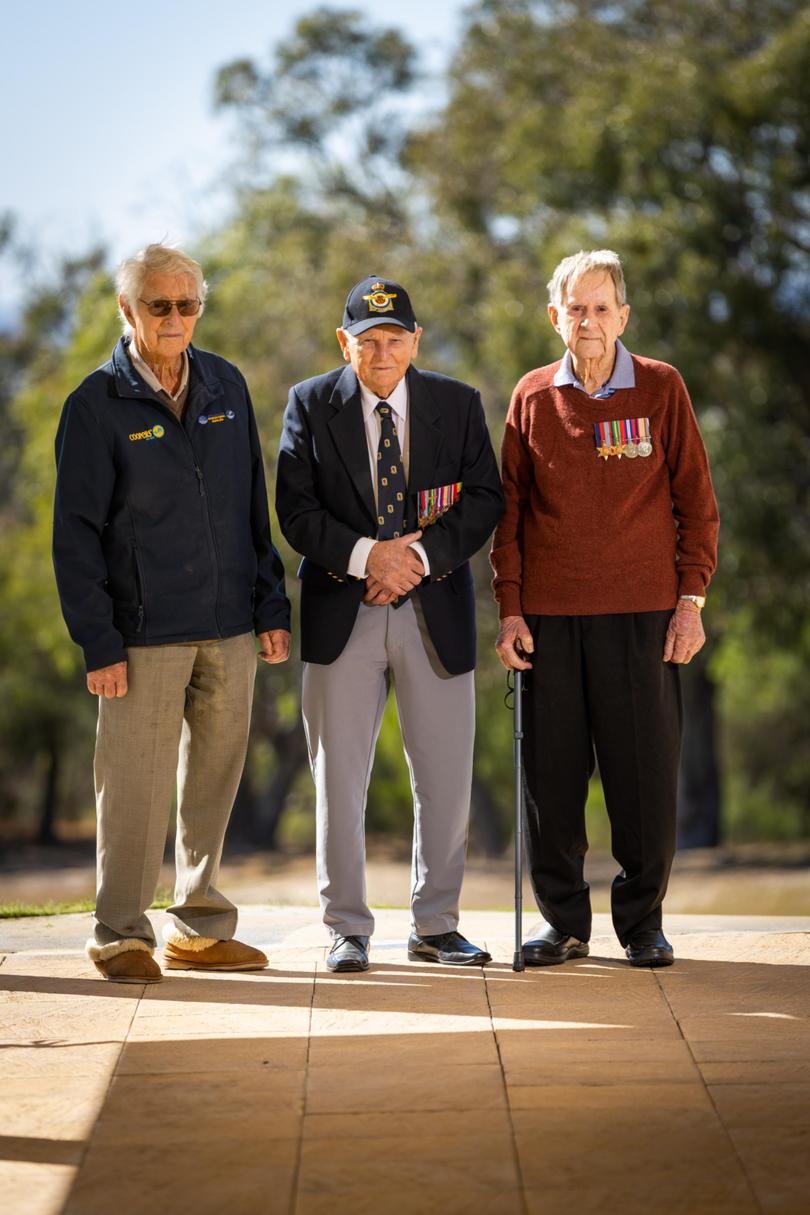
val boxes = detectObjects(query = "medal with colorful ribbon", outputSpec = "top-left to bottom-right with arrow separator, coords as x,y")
594,417 -> 652,460
417,482 -> 462,528
636,417 -> 652,457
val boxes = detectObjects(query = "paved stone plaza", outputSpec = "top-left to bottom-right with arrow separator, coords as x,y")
1,909 -> 809,1215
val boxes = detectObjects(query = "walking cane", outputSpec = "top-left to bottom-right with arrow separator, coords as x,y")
512,668 -> 525,972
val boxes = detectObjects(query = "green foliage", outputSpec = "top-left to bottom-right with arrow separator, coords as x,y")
1,1 -> 808,849
408,0 -> 810,642
215,7 -> 417,216
0,263 -> 119,831
713,610 -> 810,840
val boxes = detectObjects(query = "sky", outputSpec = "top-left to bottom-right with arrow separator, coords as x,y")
0,0 -> 469,320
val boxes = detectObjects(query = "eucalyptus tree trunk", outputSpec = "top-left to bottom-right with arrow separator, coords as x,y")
231,722 -> 309,850
677,650 -> 722,848
37,739 -> 60,845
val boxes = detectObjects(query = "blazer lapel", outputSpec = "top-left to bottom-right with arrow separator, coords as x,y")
406,366 -> 442,504
327,366 -> 376,525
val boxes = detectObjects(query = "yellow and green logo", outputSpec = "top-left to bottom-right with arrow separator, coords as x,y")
129,424 -> 165,442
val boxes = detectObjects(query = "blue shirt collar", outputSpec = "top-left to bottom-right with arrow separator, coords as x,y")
553,339 -> 635,398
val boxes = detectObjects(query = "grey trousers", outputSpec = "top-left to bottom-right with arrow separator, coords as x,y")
92,633 -> 256,951
301,600 -> 475,939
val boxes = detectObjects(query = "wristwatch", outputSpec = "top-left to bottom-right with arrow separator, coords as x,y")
679,595 -> 706,609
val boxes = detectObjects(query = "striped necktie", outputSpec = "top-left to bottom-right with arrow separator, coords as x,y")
375,402 -> 407,539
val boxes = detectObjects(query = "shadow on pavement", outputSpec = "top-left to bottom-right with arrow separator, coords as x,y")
1,955 -> 808,1215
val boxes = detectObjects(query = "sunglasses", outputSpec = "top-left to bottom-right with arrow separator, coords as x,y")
138,297 -> 201,317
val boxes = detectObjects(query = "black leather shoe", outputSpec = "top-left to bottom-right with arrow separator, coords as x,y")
408,931 -> 491,966
326,935 -> 369,972
625,929 -> 674,968
523,921 -> 589,966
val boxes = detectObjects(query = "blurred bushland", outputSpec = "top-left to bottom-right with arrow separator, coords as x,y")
1,0 -> 808,852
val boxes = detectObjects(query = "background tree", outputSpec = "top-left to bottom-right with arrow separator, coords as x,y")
406,0 -> 810,843
0,257 -> 113,843
1,1 -> 808,852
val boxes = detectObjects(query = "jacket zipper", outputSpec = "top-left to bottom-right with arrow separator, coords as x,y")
191,457 -> 224,636
131,393 -> 225,638
133,546 -> 147,632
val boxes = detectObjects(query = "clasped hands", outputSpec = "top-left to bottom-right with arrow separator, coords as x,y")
363,531 -> 425,606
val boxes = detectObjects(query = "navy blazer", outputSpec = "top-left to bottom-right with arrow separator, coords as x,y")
275,363 -> 503,673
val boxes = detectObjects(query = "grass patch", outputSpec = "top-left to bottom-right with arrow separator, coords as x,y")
0,895 -> 174,919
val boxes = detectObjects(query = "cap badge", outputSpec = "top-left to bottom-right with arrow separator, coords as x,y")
364,283 -> 397,313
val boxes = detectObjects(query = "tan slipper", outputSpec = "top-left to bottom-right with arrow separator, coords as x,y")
93,950 -> 162,983
163,938 -> 268,971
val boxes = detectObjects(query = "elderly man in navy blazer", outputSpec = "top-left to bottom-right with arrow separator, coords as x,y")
276,276 -> 503,972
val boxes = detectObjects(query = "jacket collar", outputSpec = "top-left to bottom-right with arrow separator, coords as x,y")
327,366 -> 375,522
403,364 -> 441,498
110,338 -> 223,416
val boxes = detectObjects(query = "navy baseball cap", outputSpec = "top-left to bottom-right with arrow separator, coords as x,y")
341,276 -> 417,335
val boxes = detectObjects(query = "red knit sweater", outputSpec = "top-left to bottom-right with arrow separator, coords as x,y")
491,354 -> 719,618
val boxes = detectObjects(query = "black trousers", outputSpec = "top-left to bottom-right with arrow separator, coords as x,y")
522,612 -> 682,946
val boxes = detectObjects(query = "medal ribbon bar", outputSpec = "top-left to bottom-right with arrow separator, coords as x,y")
594,417 -> 651,460
418,481 -> 462,528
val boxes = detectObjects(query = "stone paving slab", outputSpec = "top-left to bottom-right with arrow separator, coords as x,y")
3,907 -> 810,953
0,909 -> 808,1215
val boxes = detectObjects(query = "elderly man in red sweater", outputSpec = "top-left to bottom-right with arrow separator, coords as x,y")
491,249 -> 719,968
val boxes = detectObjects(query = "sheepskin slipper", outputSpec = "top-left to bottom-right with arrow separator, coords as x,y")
162,937 -> 268,971
93,949 -> 162,984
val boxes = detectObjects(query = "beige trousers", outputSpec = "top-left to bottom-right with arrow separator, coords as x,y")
92,633 -> 256,953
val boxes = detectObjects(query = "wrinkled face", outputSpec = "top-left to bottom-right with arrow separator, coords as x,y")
548,271 -> 630,362
120,271 -> 200,363
337,323 -> 422,399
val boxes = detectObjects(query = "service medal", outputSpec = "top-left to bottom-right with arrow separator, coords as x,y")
622,417 -> 640,457
637,417 -> 653,456
417,481 -> 462,528
594,416 -> 651,460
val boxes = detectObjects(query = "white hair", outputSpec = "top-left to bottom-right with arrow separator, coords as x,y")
547,249 -> 627,307
116,243 -> 208,331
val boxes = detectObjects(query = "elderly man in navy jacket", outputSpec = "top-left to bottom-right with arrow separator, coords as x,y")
53,243 -> 290,983
276,276 -> 504,972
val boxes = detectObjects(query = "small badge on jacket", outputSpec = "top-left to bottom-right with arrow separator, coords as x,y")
594,418 -> 652,460
417,482 -> 462,528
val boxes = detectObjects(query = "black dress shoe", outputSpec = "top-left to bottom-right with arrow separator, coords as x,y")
523,921 -> 589,967
625,929 -> 674,968
326,935 -> 370,972
408,931 -> 491,966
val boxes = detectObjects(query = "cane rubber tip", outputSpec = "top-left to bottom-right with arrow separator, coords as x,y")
512,952 -> 525,973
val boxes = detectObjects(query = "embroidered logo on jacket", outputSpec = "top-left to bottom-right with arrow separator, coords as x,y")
129,425 -> 165,442
198,410 -> 236,425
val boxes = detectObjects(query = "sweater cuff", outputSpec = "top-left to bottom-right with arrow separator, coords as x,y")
677,572 -> 709,598
496,584 -> 523,619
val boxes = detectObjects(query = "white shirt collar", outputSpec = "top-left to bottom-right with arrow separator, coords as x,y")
358,374 -> 408,422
